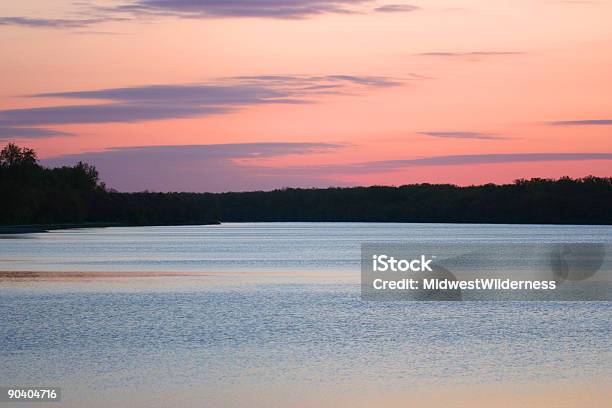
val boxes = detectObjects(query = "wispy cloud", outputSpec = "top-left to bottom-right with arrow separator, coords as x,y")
43,142 -> 346,192
374,4 -> 420,13
33,84 -> 301,105
418,131 -> 507,140
264,153 -> 612,176
0,1 -> 423,29
112,0 -> 370,19
352,153 -> 612,170
0,75 -> 402,139
30,74 -> 400,104
0,104 -> 231,127
548,119 -> 612,126
0,126 -> 72,140
0,16 -> 127,29
83,142 -> 341,158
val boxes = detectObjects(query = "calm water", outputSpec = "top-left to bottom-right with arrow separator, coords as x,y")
2,222 -> 612,273
1,223 -> 611,407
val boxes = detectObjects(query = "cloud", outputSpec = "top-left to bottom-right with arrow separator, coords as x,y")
222,74 -> 403,88
0,16 -> 126,29
0,75 -> 401,136
374,4 -> 420,13
311,74 -> 402,87
1,1 -> 421,28
33,75 -> 401,102
357,153 -> 612,170
418,131 -> 507,140
548,119 -> 612,126
0,126 -> 72,140
35,82 -> 289,102
113,0 -> 371,19
94,142 -> 341,158
263,153 -> 612,176
0,104 -> 231,126
42,142 -> 347,192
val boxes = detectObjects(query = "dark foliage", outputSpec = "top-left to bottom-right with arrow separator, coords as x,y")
1,144 -> 611,226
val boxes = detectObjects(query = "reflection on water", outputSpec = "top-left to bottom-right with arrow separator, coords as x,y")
1,223 -> 611,407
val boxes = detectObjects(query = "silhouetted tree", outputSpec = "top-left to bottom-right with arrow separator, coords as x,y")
0,143 -> 38,168
1,143 -> 611,227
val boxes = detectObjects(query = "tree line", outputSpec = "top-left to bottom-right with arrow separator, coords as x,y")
2,143 -> 611,227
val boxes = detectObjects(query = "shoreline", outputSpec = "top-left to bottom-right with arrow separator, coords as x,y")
2,220 -> 611,235
0,223 -> 127,234
0,221 -> 221,234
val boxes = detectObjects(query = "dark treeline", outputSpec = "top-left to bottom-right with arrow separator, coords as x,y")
2,143 -> 611,227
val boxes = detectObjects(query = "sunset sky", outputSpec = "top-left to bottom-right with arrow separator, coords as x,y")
1,0 -> 611,192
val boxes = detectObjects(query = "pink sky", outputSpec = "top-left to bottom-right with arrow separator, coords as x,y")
1,0 -> 611,192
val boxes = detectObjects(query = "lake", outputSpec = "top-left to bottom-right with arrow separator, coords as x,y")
1,223 -> 611,407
